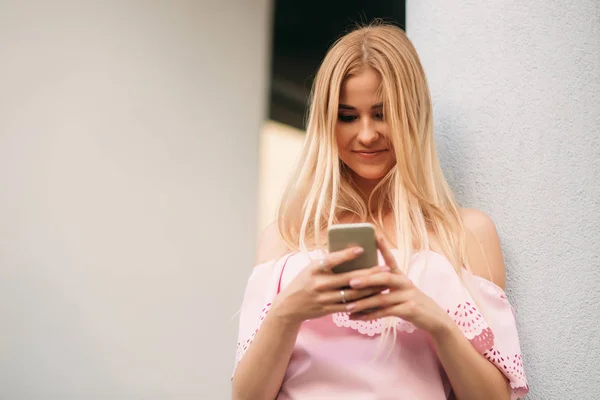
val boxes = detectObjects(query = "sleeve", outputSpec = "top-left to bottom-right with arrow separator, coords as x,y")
416,257 -> 529,400
454,271 -> 530,400
232,255 -> 290,376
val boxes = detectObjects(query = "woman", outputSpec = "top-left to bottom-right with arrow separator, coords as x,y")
232,23 -> 528,400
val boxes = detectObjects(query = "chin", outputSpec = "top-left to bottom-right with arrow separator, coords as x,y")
348,166 -> 390,181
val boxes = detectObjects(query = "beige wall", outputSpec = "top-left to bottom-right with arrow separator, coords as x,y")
258,121 -> 305,232
0,1 -> 271,398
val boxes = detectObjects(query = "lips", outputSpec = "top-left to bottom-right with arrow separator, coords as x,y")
353,149 -> 388,159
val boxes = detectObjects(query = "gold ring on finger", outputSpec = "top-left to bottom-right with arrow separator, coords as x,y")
340,289 -> 347,304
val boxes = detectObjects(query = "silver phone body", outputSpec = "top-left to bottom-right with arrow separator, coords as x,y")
327,222 -> 378,273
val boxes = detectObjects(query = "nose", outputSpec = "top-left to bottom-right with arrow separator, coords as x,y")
357,118 -> 379,146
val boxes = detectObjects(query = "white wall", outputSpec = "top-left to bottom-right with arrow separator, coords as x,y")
407,1 -> 600,398
0,1 -> 271,398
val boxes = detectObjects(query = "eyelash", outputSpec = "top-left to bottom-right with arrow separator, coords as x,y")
338,115 -> 357,122
338,113 -> 384,123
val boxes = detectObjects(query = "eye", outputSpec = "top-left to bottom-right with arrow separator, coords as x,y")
374,112 -> 384,121
338,114 -> 357,123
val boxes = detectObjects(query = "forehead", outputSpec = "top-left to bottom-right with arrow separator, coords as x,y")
339,67 -> 383,106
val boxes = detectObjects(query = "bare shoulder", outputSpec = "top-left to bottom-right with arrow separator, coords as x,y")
255,221 -> 290,266
459,208 -> 507,289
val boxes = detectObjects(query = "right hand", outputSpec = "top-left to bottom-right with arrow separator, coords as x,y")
270,246 -> 389,324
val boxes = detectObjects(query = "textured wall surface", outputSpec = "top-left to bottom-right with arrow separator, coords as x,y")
407,1 -> 600,398
0,1 -> 270,398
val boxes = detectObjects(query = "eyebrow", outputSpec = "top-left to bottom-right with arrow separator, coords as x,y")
338,103 -> 383,110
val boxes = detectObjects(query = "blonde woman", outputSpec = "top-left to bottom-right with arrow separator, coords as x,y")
232,23 -> 528,400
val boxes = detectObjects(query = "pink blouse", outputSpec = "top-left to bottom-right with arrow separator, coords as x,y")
234,250 -> 529,399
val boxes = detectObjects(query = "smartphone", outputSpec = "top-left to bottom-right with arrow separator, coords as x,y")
327,222 -> 378,274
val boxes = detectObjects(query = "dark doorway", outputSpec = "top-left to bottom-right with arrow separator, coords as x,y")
269,1 -> 406,130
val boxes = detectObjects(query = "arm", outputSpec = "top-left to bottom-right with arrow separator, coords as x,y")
232,223 -> 379,399
232,222 -> 294,400
431,318 -> 510,400
433,208 -> 510,400
346,210 -> 511,400
232,312 -> 302,400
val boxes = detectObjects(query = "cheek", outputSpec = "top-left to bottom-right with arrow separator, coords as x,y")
335,130 -> 357,169
377,121 -> 391,139
334,124 -> 353,152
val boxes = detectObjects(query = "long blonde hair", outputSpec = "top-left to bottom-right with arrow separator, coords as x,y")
277,22 -> 470,275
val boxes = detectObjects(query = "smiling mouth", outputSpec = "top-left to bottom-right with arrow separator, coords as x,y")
353,149 -> 388,156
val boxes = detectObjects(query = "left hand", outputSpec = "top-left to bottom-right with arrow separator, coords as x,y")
346,235 -> 454,338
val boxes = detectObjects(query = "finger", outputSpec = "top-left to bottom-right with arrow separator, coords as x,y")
348,271 -> 413,290
345,264 -> 391,278
349,301 -> 415,321
323,302 -> 359,314
345,291 -> 409,314
349,305 -> 396,321
319,287 -> 386,305
316,265 -> 390,291
376,235 -> 400,272
314,246 -> 364,273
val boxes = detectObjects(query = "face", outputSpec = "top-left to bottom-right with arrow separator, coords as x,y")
335,67 -> 394,187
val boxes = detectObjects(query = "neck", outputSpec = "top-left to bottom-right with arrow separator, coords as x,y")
351,173 -> 385,212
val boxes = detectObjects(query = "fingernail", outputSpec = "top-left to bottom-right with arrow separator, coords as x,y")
349,279 -> 361,287
380,265 -> 391,272
346,303 -> 356,311
353,247 -> 364,255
